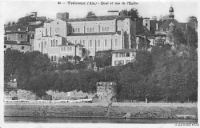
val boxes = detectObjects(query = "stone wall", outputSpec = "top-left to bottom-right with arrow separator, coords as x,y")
46,90 -> 94,100
4,89 -> 37,100
96,82 -> 116,103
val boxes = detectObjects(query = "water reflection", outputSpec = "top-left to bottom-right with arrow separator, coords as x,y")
5,117 -> 198,124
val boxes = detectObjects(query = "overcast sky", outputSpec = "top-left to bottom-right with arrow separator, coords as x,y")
0,0 -> 199,23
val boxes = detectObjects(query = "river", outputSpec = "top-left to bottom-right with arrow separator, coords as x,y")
4,117 -> 198,123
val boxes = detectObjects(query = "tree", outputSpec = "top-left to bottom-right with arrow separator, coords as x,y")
119,8 -> 139,20
119,10 -> 129,17
27,73 -> 49,97
4,49 -> 24,81
173,28 -> 187,46
135,50 -> 153,75
75,61 -> 87,70
94,51 -> 112,68
57,61 -> 74,70
185,26 -> 198,48
86,11 -> 96,18
148,45 -> 197,102
128,8 -> 139,20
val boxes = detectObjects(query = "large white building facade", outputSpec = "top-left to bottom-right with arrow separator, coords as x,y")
34,12 -> 136,62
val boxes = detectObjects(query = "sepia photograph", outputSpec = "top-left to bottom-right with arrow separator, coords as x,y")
1,0 -> 199,127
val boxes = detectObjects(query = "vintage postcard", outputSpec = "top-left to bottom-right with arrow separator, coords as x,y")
0,0 -> 199,127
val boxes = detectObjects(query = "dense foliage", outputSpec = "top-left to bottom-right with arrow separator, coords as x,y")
4,42 -> 197,102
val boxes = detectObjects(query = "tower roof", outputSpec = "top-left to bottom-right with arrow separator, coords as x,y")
169,6 -> 174,12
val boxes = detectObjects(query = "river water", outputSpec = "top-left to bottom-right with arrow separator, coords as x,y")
4,117 -> 198,124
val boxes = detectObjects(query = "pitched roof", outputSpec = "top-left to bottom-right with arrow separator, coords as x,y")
5,23 -> 43,33
5,31 -> 27,34
159,19 -> 178,29
68,31 -> 121,36
159,19 -> 188,31
5,41 -> 31,45
67,15 -> 130,22
5,25 -> 27,32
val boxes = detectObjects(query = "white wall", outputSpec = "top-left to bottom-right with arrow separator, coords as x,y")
112,51 -> 136,66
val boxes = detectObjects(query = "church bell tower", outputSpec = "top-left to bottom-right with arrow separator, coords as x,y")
169,6 -> 174,20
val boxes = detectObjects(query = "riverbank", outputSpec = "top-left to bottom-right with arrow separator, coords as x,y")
4,102 -> 198,120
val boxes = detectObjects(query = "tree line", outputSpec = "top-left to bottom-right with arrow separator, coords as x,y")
4,42 -> 197,102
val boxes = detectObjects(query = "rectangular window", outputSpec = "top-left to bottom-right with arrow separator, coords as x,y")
83,40 -> 85,46
75,40 -> 77,44
115,53 -> 118,57
68,47 -> 72,51
98,40 -> 100,47
21,46 -> 24,50
114,61 -> 118,66
105,40 -> 107,47
126,53 -> 130,57
90,40 -> 92,47
52,40 -> 54,47
51,56 -> 53,61
56,40 -> 58,46
54,56 -> 56,61
115,39 -> 117,46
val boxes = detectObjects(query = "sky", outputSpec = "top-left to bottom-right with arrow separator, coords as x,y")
0,0 -> 199,23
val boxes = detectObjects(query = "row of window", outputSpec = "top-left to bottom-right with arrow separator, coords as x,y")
73,28 -> 80,33
115,53 -> 132,58
38,41 -> 47,48
4,45 -> 25,50
72,39 -> 118,47
87,27 -> 95,33
114,60 -> 131,66
61,46 -> 73,51
51,56 -> 57,61
102,27 -> 109,32
50,55 -> 76,62
51,40 -> 58,47
72,26 -> 111,33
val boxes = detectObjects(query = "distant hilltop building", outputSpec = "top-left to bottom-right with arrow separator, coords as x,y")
56,12 -> 69,21
33,11 -> 137,62
153,6 -> 197,46
4,12 -> 47,52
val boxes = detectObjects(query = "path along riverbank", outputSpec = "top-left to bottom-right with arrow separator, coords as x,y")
4,102 -> 198,120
